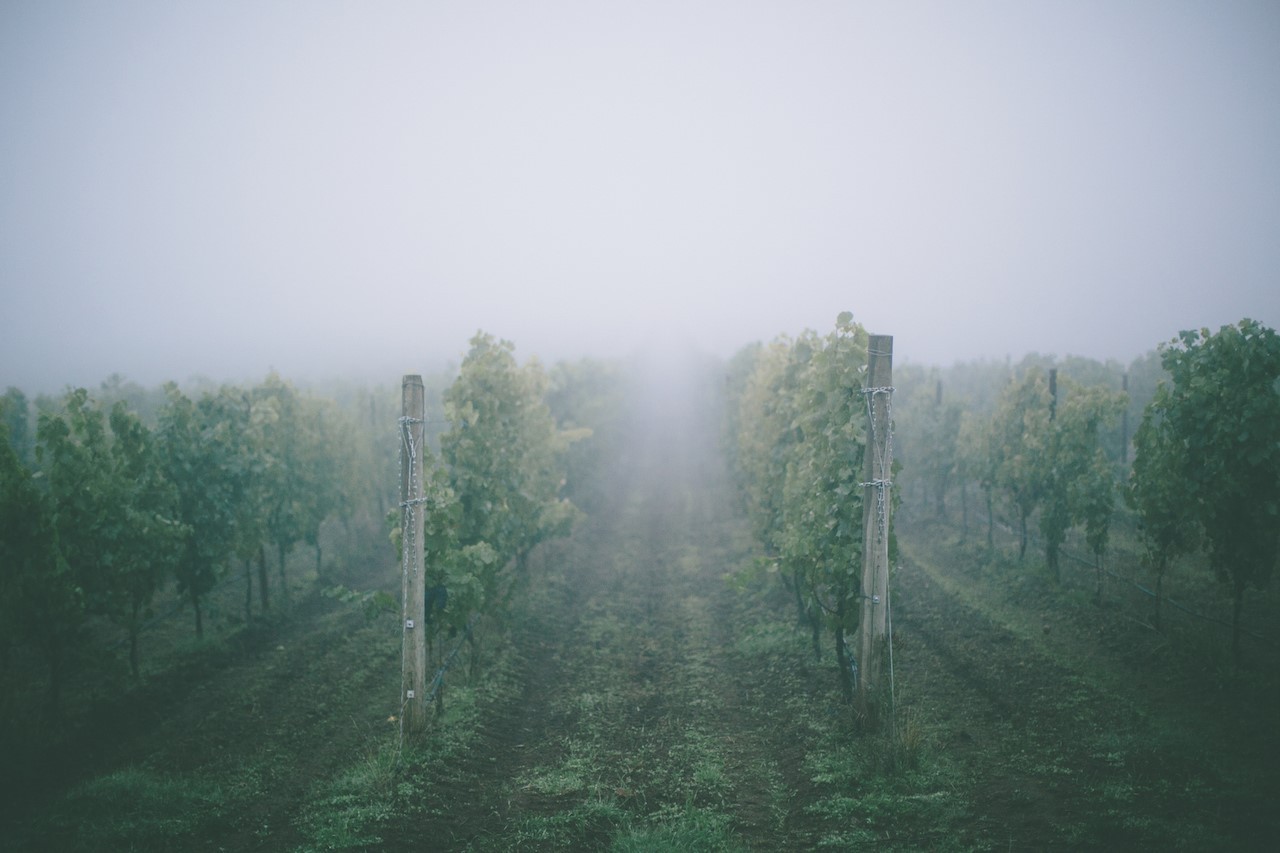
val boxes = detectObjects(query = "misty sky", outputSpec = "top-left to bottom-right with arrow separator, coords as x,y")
3,1 -> 1278,392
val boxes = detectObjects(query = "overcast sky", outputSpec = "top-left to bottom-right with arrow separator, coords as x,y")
3,0 -> 1278,392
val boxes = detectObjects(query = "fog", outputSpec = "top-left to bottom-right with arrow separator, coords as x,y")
3,1 -> 1278,392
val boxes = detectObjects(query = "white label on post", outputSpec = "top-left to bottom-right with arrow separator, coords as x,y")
406,690 -> 415,699
405,619 -> 414,630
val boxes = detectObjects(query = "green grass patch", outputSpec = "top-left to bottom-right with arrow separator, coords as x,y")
731,619 -> 808,659
803,719 -> 971,851
519,763 -> 590,797
610,805 -> 745,852
32,766 -> 234,851
293,742 -> 404,852
294,637 -> 519,852
469,797 -> 629,851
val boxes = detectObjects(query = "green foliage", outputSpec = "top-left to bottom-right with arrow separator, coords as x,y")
436,333 -> 583,614
546,358 -> 621,512
254,375 -> 310,592
988,368 -> 1053,560
1134,319 -> 1280,658
157,384 -> 245,638
920,396 -> 962,518
323,584 -> 398,624
1128,399 -> 1198,625
727,313 -> 874,698
777,320 -> 870,643
103,403 -> 186,672
1,387 -> 33,466
977,370 -> 1125,576
443,333 -> 580,562
2,372 -> 368,716
35,389 -> 185,678
1038,381 -> 1127,578
381,334 -> 585,661
732,338 -> 794,563
0,422 -> 81,708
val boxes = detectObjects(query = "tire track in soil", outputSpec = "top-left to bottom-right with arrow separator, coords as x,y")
705,587 -> 828,850
594,416 -> 833,849
397,541 -> 596,849
392,465 -> 655,850
897,519 -> 1280,849
891,548 -> 1138,848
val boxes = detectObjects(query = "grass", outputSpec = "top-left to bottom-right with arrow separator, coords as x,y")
801,716 -> 970,852
30,767 -> 236,851
609,806 -> 745,852
293,637 -> 522,852
901,514 -> 1280,849
293,742 -> 403,851
470,799 -> 629,851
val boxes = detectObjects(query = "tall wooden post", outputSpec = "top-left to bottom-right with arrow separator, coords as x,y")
400,375 -> 428,736
1048,367 -> 1058,421
857,335 -> 893,722
1121,373 -> 1129,465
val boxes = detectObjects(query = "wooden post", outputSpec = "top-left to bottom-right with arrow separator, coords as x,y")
1048,368 -> 1058,422
857,335 -> 893,723
400,375 -> 428,736
1121,373 -> 1129,465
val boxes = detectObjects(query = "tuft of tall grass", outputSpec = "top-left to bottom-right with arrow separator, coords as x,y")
609,806 -> 745,853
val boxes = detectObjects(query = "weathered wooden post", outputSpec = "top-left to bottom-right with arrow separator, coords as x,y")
857,335 -> 893,724
1049,367 -> 1058,421
1121,373 -> 1129,465
400,375 -> 428,737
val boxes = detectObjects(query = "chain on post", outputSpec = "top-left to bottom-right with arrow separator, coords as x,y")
860,385 -> 894,548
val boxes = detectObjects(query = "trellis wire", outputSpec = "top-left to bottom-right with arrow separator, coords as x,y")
1060,544 -> 1276,646
984,514 -> 1275,647
424,620 -> 475,706
860,385 -> 895,546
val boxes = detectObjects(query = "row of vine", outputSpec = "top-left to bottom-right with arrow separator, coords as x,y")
899,318 -> 1280,662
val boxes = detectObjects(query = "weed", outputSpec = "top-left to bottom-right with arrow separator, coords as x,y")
610,805 -> 744,853
294,742 -> 402,851
520,765 -> 589,797
471,798 -> 628,850
32,766 -> 231,851
732,620 -> 806,659
878,707 -> 927,774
